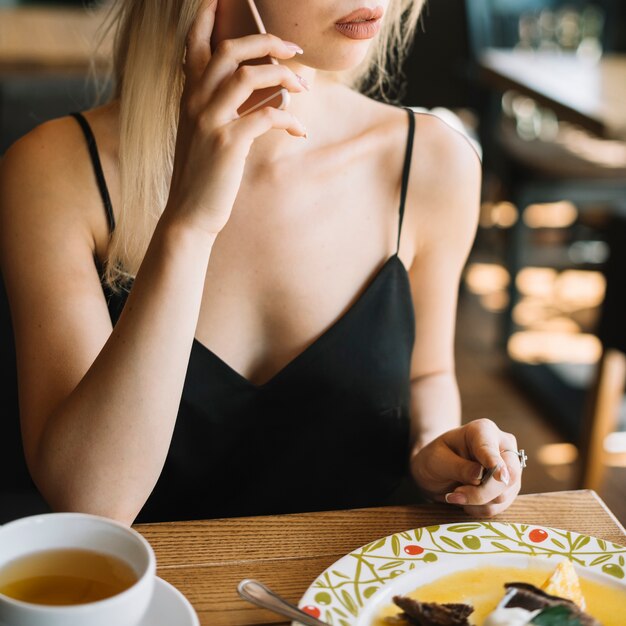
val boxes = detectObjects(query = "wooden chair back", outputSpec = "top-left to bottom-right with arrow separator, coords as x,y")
578,215 -> 626,490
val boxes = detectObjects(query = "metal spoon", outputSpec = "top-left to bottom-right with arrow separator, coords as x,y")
237,578 -> 331,626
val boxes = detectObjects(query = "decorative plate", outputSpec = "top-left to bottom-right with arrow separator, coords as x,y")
296,522 -> 626,626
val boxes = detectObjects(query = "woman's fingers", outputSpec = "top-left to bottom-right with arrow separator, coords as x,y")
465,418 -> 510,484
446,471 -> 521,515
446,471 -> 509,506
428,444 -> 485,487
501,447 -> 523,485
442,419 -> 523,515
462,484 -> 520,518
200,34 -> 303,102
210,63 -> 306,117
184,0 -> 218,84
228,105 -> 307,141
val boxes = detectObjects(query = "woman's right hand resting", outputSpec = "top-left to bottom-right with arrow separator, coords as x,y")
166,0 -> 308,237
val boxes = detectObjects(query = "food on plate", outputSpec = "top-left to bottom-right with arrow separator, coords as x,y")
386,594 -> 473,626
380,561 -> 610,626
482,581 -> 599,625
540,559 -> 586,609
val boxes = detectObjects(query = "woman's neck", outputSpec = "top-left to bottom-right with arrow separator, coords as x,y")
246,65 -> 341,165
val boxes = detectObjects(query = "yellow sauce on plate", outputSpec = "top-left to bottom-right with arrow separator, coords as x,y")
372,566 -> 626,626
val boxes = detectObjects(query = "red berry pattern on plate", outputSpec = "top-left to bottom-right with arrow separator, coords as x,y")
302,605 -> 321,618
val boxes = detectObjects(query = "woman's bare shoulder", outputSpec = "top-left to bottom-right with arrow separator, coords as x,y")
0,103 -> 118,254
404,108 -> 482,253
412,108 -> 482,175
3,111 -> 90,180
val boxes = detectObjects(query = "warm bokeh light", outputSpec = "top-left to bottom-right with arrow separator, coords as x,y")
516,267 -> 557,298
493,202 -> 519,228
479,202 -> 519,229
512,297 -> 553,327
480,291 -> 510,312
479,202 -> 495,228
545,465 -> 576,482
537,443 -> 579,466
523,200 -> 578,229
464,263 -> 510,295
532,316 -> 581,333
554,270 -> 606,311
507,331 -> 602,364
513,268 -> 605,321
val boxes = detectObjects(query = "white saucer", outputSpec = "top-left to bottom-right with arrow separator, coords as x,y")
138,576 -> 200,626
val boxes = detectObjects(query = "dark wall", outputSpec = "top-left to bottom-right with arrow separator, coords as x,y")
398,0 -> 477,110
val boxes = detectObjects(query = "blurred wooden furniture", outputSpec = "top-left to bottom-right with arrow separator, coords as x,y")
479,49 -> 626,141
580,349 -> 626,490
0,3 -> 112,77
133,490 -> 626,626
464,0 -> 626,443
578,215 -> 626,491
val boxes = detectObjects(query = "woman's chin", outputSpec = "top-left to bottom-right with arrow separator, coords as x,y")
306,52 -> 371,73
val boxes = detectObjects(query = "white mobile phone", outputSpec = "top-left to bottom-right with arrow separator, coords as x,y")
211,0 -> 290,117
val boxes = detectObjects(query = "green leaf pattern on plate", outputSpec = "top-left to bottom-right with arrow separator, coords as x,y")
302,522 -> 626,625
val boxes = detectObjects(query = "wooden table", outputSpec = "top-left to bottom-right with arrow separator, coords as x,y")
0,4 -> 113,76
134,490 -> 626,626
479,48 -> 626,141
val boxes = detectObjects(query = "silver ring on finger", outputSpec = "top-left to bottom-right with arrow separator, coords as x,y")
502,448 -> 527,469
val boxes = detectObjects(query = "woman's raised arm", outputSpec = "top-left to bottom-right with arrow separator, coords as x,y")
0,0 -> 306,525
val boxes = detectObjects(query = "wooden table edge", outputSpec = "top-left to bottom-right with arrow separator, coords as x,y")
589,489 -> 626,535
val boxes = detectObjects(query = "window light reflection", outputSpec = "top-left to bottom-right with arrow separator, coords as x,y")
604,431 -> 626,468
604,432 -> 626,455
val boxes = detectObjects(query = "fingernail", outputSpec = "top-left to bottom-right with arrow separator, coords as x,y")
497,464 -> 510,485
284,42 -> 304,54
295,74 -> 310,91
475,466 -> 485,482
445,492 -> 468,505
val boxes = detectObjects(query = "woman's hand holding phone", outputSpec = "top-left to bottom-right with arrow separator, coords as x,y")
164,0 -> 308,238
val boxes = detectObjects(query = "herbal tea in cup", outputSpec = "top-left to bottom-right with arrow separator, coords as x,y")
0,547 -> 138,605
0,512 -> 156,626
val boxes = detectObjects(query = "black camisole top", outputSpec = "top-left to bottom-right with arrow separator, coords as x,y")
69,107 -> 417,522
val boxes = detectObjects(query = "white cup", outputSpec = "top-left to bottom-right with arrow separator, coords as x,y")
0,512 -> 156,626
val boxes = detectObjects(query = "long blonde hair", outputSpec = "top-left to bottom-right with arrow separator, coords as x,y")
90,0 -> 426,289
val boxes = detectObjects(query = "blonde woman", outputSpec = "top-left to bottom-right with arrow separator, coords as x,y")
0,0 -> 523,524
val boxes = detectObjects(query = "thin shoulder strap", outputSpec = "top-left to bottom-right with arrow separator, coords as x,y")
69,111 -> 115,233
397,106 -> 415,254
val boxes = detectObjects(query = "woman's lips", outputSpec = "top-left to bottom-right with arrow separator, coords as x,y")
335,5 -> 384,40
334,19 -> 382,40
336,5 -> 384,24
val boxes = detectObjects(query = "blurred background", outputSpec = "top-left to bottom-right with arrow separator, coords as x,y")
0,0 -> 625,523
